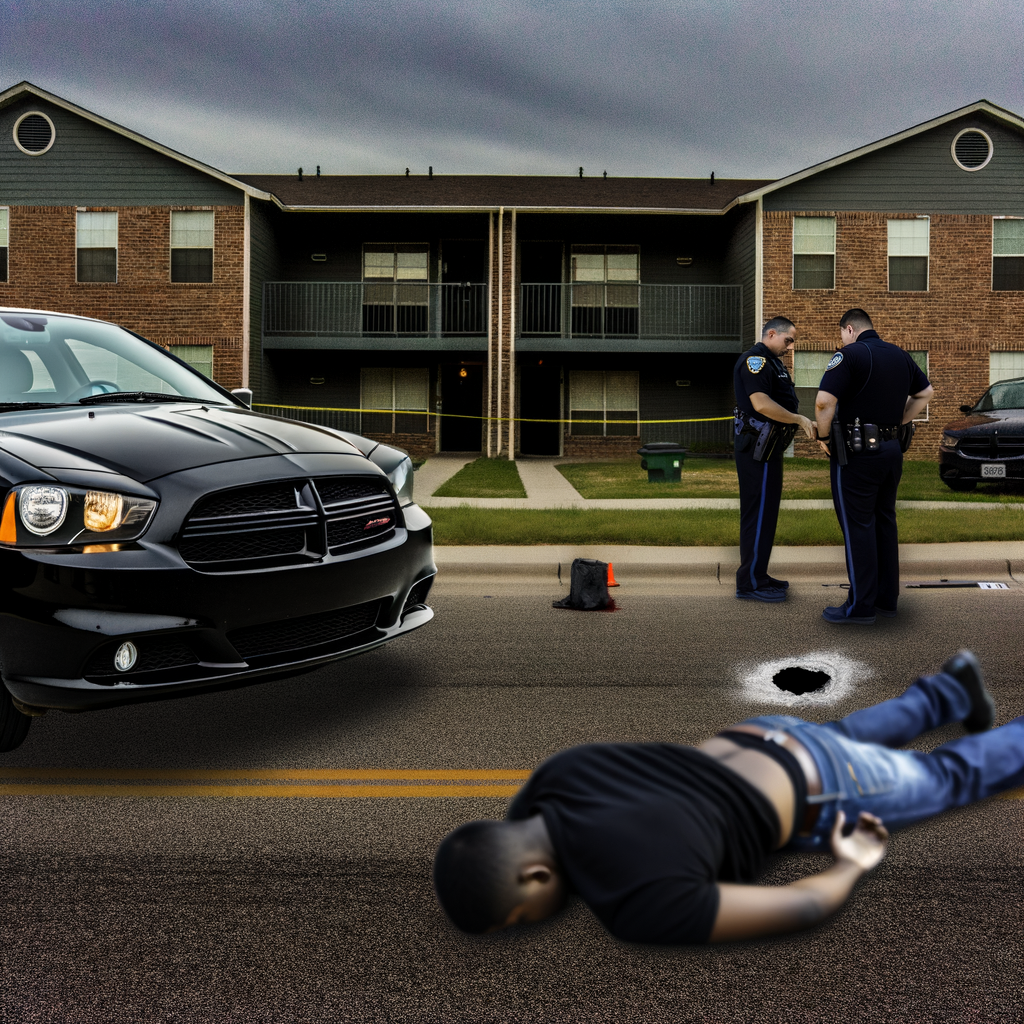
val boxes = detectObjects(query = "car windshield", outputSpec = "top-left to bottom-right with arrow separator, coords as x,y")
0,313 -> 231,408
974,380 -> 1024,412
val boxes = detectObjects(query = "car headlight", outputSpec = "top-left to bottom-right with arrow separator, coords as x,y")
0,485 -> 157,548
939,434 -> 960,450
369,444 -> 415,505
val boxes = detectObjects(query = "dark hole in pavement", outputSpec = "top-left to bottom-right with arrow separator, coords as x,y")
774,666 -> 830,695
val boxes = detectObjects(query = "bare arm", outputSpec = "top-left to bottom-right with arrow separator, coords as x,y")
903,385 -> 934,424
749,392 -> 815,440
708,811 -> 888,943
814,390 -> 839,455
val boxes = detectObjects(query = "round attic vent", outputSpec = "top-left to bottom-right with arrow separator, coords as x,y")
13,111 -> 55,155
951,128 -> 993,171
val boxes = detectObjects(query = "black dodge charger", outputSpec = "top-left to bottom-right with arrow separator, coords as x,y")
938,375 -> 1024,491
0,309 -> 435,752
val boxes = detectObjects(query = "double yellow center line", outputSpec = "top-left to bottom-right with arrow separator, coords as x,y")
0,767 -> 529,798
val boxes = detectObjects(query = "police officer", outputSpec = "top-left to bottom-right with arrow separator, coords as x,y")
733,317 -> 815,602
814,308 -> 933,624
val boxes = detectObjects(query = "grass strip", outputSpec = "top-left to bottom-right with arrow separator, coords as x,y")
430,506 -> 1024,546
558,457 -> 1024,503
432,457 -> 527,498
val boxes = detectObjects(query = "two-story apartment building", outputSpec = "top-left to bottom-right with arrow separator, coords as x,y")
3,80 -> 1023,461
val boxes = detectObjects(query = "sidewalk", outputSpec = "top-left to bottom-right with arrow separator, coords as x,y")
415,456 -> 1024,511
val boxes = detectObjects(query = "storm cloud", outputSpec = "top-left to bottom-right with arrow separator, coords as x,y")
2,0 -> 1022,178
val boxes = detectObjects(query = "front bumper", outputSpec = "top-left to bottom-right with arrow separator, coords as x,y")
0,498 -> 435,712
939,450 -> 1024,482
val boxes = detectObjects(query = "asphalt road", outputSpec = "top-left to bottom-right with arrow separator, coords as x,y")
1,564 -> 1023,1023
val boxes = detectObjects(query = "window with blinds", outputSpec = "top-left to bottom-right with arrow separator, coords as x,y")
360,367 -> 430,433
990,352 -> 1024,385
793,217 -> 835,289
170,345 -> 214,380
569,370 -> 639,435
888,218 -> 929,291
77,211 -> 117,283
362,244 -> 429,333
171,211 -> 214,283
993,219 -> 1024,291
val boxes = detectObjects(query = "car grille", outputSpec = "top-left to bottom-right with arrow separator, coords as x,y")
227,600 -> 383,660
178,476 -> 399,571
84,636 -> 199,679
957,435 -> 1024,458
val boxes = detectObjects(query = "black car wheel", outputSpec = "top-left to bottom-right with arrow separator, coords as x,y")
0,683 -> 32,753
942,477 -> 977,492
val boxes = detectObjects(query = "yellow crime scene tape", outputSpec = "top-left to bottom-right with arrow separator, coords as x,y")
253,403 -> 733,426
0,768 -> 1020,801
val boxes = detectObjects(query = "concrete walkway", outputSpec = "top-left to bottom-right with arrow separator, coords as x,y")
414,456 -> 1024,511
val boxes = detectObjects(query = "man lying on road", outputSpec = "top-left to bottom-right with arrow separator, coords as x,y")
434,651 -> 1020,943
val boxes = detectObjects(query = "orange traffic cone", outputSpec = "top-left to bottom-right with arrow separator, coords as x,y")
607,562 -> 620,588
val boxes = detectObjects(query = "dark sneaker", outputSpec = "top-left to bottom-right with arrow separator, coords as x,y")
941,650 -> 995,732
766,576 -> 790,590
736,587 -> 786,604
822,604 -> 875,625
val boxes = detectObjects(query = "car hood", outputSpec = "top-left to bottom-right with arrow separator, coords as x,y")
0,404 -> 366,483
943,409 -> 1024,434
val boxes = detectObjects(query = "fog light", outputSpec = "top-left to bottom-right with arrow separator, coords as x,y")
114,641 -> 138,672
85,490 -> 124,532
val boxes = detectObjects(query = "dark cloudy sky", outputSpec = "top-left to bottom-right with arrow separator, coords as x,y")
3,0 -> 1022,179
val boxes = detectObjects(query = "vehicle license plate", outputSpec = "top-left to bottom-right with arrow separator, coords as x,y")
981,463 -> 1006,478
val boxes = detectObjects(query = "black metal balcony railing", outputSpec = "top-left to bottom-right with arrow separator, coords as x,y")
520,283 -> 742,341
262,281 -> 743,342
263,282 -> 488,337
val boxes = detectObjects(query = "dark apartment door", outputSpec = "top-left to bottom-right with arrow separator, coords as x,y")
519,241 -> 563,335
439,363 -> 483,452
518,361 -> 562,456
441,241 -> 487,335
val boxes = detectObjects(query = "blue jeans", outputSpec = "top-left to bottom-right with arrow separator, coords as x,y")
742,670 -> 1024,851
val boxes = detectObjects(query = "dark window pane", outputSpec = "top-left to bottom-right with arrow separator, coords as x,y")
793,254 -> 834,289
360,412 -> 392,434
571,306 -> 603,335
603,306 -> 638,336
606,411 -> 638,436
993,256 -> 1024,291
395,412 -> 429,434
362,305 -> 395,333
888,256 -> 928,291
77,248 -> 116,283
0,247 -> 7,283
569,411 -> 603,435
171,248 -> 213,283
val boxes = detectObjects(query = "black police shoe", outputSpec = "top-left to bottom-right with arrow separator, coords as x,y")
736,586 -> 786,603
822,603 -> 875,625
941,650 -> 995,733
766,576 -> 790,590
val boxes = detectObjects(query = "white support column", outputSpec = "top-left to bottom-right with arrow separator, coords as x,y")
755,196 -> 764,342
242,194 -> 251,388
486,210 -> 493,459
508,208 -> 516,459
496,206 -> 504,456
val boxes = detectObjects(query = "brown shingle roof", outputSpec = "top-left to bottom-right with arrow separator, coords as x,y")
232,174 -> 773,212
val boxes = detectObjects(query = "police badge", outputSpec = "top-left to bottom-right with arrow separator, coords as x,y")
746,356 -> 766,373
826,351 -> 844,370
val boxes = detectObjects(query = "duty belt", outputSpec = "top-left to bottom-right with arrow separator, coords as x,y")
842,423 -> 901,441
734,408 -> 797,462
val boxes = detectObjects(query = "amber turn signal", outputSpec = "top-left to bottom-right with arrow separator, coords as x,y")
0,492 -> 16,544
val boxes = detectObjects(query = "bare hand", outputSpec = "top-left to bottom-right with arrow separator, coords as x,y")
830,810 -> 888,872
816,439 -> 831,456
796,414 -> 815,441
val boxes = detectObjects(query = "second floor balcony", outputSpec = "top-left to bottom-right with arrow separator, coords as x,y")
261,281 -> 744,351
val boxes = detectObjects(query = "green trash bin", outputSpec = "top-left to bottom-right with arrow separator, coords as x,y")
637,442 -> 686,483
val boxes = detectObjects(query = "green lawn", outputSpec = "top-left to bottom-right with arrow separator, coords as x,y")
557,457 -> 1024,503
432,457 -> 527,498
430,506 -> 1024,546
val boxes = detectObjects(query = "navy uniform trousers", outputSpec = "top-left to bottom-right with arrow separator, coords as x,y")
735,446 -> 784,592
830,438 -> 903,617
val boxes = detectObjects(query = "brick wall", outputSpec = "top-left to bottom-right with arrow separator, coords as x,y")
561,433 -> 640,459
0,204 -> 246,389
765,211 -> 1024,460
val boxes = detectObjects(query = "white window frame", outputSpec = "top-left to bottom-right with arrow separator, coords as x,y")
992,216 -> 1024,291
76,210 -> 118,284
360,367 -> 429,433
792,217 -> 836,290
887,217 -> 929,292
989,352 -> 1024,386
170,210 -> 215,284
0,207 -> 8,283
568,369 -> 639,436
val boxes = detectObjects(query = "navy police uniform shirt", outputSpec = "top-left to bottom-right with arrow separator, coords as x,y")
733,342 -> 798,421
818,330 -> 930,426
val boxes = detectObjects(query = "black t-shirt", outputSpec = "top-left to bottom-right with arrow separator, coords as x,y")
733,342 -> 799,419
506,743 -> 780,945
817,331 -> 930,425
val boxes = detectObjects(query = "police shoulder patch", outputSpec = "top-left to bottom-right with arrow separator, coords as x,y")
826,351 -> 844,371
746,355 -> 766,374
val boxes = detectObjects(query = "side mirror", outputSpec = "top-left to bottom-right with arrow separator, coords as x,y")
959,404 -> 973,414
231,388 -> 253,409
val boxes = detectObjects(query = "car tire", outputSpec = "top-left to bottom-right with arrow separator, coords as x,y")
942,477 -> 977,492
0,682 -> 32,753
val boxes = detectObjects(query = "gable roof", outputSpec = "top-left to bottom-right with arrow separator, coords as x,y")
736,100 -> 1024,203
0,81 -> 275,201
